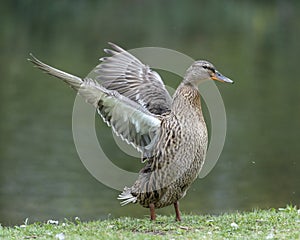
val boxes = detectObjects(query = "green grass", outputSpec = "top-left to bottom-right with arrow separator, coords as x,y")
1,206 -> 299,240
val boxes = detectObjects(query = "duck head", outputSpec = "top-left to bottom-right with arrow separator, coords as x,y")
183,60 -> 233,87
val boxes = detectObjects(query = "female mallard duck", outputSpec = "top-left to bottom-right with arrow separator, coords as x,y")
29,43 -> 233,221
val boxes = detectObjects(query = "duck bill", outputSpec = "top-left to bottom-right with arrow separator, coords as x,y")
211,71 -> 234,84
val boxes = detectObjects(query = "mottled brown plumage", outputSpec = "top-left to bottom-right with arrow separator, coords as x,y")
28,43 -> 233,221
129,84 -> 207,208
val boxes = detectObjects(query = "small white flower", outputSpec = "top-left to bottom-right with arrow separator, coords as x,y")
55,233 -> 65,240
266,232 -> 274,239
230,222 -> 239,229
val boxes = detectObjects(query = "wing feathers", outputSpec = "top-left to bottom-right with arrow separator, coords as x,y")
28,53 -> 83,91
78,78 -> 161,153
28,55 -> 161,154
95,43 -> 172,115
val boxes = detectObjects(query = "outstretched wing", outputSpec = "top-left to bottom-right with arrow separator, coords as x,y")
94,42 -> 172,115
28,54 -> 161,155
80,78 -> 161,155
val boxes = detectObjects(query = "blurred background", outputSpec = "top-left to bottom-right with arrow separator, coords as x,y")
1,0 -> 299,226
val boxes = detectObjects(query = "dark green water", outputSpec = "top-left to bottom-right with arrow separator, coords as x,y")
1,1 -> 299,226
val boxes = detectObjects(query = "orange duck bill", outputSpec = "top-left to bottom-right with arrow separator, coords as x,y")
211,71 -> 234,84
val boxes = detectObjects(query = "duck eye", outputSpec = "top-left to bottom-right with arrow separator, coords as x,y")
203,65 -> 215,73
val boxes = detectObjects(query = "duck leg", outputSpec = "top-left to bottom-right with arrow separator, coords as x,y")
174,201 -> 181,221
149,203 -> 156,221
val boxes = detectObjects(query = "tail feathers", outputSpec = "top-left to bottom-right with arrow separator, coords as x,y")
117,187 -> 137,206
28,53 -> 83,91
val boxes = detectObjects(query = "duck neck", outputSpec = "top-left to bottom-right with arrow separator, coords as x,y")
171,83 -> 203,116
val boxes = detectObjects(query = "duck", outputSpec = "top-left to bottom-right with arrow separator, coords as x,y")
29,43 -> 233,221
